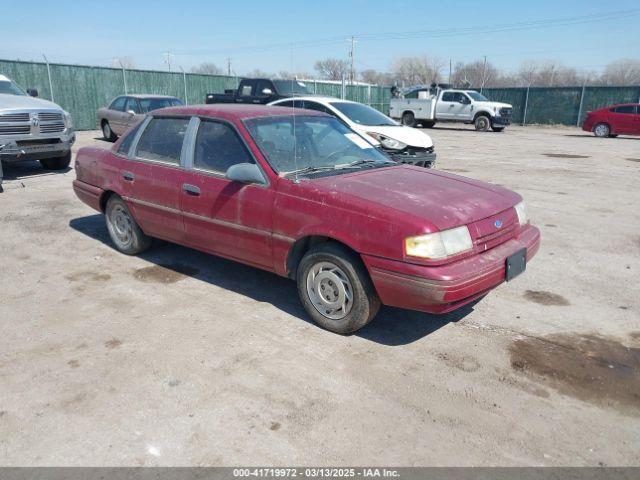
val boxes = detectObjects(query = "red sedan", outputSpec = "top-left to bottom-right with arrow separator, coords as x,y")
73,105 -> 540,334
582,103 -> 640,137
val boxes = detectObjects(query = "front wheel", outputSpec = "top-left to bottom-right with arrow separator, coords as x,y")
593,123 -> 610,138
40,151 -> 71,170
297,243 -> 381,334
105,195 -> 151,255
401,112 -> 416,127
474,115 -> 491,132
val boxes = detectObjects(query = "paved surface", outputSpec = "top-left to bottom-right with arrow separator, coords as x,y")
1,125 -> 639,466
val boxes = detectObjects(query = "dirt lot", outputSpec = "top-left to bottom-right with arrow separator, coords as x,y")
1,125 -> 639,466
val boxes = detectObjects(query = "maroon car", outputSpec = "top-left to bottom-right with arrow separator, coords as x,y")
582,103 -> 640,138
73,105 -> 540,334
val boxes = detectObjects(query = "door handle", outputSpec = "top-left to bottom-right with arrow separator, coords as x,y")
122,171 -> 134,181
449,104 -> 455,108
182,183 -> 201,196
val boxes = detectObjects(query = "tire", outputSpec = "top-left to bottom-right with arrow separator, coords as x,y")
105,195 -> 151,255
422,121 -> 436,128
401,112 -> 416,127
102,120 -> 117,142
491,126 -> 505,132
40,151 -> 71,170
593,123 -> 610,138
474,115 -> 491,132
296,243 -> 381,334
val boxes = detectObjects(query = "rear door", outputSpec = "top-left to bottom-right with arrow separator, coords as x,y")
180,118 -> 275,269
634,105 -> 640,135
125,116 -> 192,243
436,91 -> 457,119
611,105 -> 637,134
108,96 -> 128,134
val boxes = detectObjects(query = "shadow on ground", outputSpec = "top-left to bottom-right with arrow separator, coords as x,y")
1,160 -> 71,182
69,214 -> 476,346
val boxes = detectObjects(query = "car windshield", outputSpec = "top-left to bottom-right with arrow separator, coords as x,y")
466,91 -> 489,101
329,102 -> 397,126
0,80 -> 26,96
272,80 -> 311,95
138,97 -> 183,113
244,115 -> 393,176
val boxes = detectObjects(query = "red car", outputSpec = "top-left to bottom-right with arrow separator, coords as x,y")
582,103 -> 640,137
73,105 -> 540,334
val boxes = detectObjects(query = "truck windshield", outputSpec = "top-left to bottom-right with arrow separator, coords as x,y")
330,102 -> 397,126
467,91 -> 489,102
272,80 -> 311,95
0,80 -> 26,96
244,115 -> 393,175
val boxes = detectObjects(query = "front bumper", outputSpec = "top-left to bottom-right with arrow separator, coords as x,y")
362,224 -> 540,314
491,116 -> 511,126
388,149 -> 436,168
0,131 -> 76,162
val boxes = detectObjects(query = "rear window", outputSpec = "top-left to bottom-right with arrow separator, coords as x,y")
135,117 -> 189,164
138,97 -> 183,113
612,105 -> 636,114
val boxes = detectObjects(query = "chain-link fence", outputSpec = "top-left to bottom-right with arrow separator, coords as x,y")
0,59 -> 389,131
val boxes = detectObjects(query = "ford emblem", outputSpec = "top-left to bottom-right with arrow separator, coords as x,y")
495,220 -> 503,228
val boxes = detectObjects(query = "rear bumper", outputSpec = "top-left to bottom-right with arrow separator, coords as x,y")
73,179 -> 104,212
363,224 -> 540,314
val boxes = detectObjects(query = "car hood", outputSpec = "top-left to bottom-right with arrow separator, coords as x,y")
314,165 -> 520,231
354,124 -> 434,148
0,93 -> 63,111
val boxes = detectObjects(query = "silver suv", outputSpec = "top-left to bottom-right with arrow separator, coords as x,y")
0,74 -> 75,187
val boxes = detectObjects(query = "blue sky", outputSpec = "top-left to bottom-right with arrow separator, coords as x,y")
1,0 -> 639,75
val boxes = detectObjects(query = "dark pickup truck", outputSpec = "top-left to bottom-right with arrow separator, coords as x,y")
205,78 -> 311,105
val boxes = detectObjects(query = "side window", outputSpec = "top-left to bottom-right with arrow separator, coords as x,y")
614,105 -> 635,114
404,91 -> 418,99
116,119 -> 145,156
125,97 -> 141,114
110,97 -> 126,111
276,100 -> 294,108
442,92 -> 455,102
135,117 -> 189,164
303,101 -> 333,116
239,83 -> 253,97
194,120 -> 254,174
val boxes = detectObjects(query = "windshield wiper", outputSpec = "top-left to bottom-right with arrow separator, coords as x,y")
336,159 -> 393,169
285,165 -> 337,176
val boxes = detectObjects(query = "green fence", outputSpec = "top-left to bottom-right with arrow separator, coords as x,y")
0,59 -> 390,131
483,86 -> 640,126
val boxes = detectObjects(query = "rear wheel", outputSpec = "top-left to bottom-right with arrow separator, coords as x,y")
40,151 -> 71,170
297,243 -> 380,334
105,195 -> 151,255
593,123 -> 610,138
102,121 -> 117,142
474,115 -> 491,132
401,111 -> 416,127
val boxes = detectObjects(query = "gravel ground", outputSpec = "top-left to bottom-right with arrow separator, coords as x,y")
0,124 -> 639,466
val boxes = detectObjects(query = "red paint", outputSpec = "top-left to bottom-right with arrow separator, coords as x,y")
73,105 -> 541,314
582,103 -> 640,136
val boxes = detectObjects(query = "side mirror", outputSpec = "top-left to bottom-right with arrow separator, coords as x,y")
225,163 -> 265,184
27,88 -> 38,97
261,88 -> 273,96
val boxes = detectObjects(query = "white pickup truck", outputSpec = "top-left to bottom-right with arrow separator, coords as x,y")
389,86 -> 513,132
0,74 -> 75,188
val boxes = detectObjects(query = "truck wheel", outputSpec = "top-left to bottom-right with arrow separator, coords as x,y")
422,121 -> 436,128
491,126 -> 505,132
105,195 -> 151,255
593,123 -> 610,138
40,151 -> 71,170
474,115 -> 491,132
102,121 -> 117,142
297,243 -> 381,334
401,112 -> 416,127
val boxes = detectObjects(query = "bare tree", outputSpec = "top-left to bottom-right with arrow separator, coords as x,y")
359,69 -> 393,85
190,62 -> 223,75
452,60 -> 500,88
314,58 -> 348,81
390,56 -> 444,86
601,59 -> 640,86
246,68 -> 273,78
111,57 -> 136,69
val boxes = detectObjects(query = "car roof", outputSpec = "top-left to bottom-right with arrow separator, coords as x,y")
0,74 -> 10,82
151,104 -> 330,120
124,94 -> 179,99
271,96 -> 357,105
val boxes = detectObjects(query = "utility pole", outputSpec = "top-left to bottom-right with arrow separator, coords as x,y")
226,57 -> 232,76
348,36 -> 356,84
448,58 -> 452,85
163,51 -> 174,72
480,55 -> 487,93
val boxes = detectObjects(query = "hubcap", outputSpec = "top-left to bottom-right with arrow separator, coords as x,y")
306,262 -> 353,320
595,124 -> 608,137
109,204 -> 133,247
478,118 -> 488,130
103,123 -> 111,137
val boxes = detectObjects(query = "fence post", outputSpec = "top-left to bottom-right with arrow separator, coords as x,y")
576,80 -> 586,127
341,75 -> 346,99
179,66 -> 188,105
522,85 -> 530,125
118,60 -> 128,94
367,84 -> 371,107
42,54 -> 54,102
314,79 -> 317,94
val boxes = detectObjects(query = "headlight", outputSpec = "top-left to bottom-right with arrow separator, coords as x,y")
514,201 -> 528,226
63,111 -> 73,129
405,226 -> 473,260
366,132 -> 407,150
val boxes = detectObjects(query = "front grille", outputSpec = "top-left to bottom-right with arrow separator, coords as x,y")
390,146 -> 436,168
38,112 -> 63,122
0,113 -> 30,123
500,107 -> 513,118
39,123 -> 65,133
0,125 -> 30,135
16,138 -> 61,146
